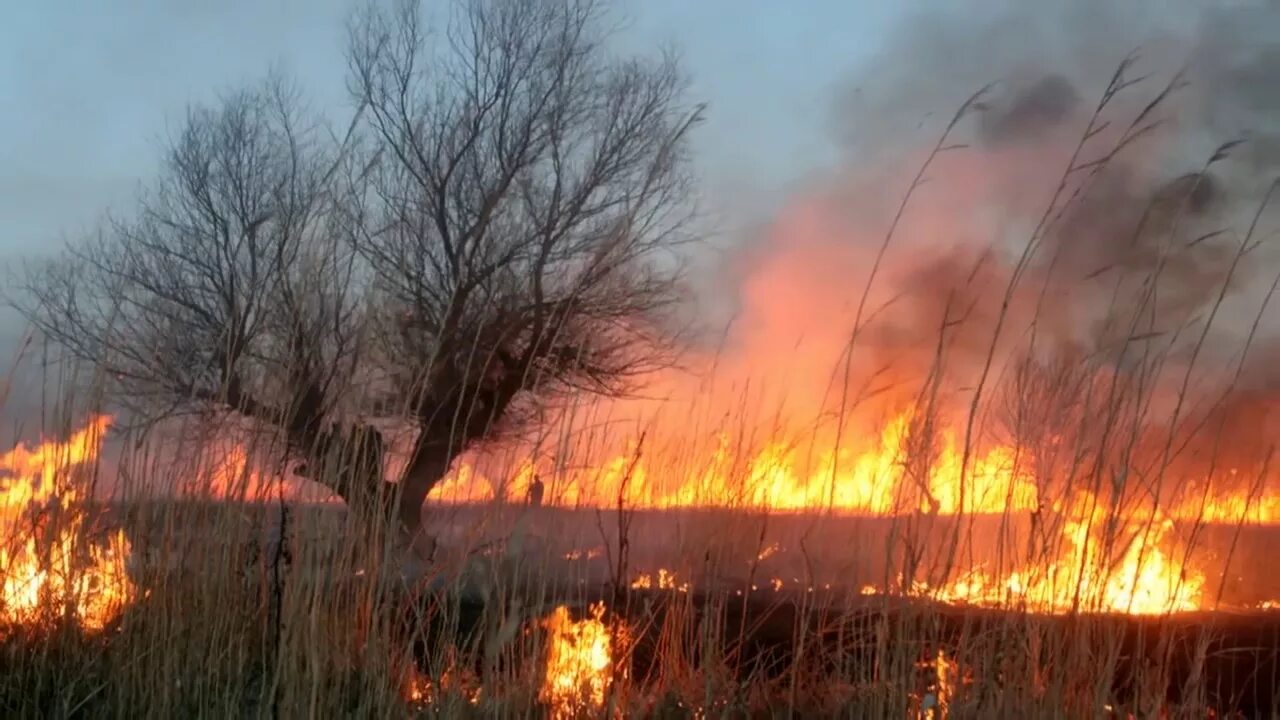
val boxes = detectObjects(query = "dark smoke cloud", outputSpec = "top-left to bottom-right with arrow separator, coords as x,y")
979,74 -> 1080,145
439,2 -> 1280,498
655,0 -> 1280,442
830,0 -> 1277,363
1192,5 -> 1280,179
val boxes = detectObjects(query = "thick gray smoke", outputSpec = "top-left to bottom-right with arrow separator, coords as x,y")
680,0 -> 1280,428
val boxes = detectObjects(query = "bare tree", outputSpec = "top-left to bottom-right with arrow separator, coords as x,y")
14,0 -> 703,545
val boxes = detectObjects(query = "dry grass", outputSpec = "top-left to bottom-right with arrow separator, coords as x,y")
1,386 -> 1279,719
3,57 -> 1280,719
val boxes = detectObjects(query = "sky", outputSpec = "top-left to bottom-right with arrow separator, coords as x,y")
8,0 -> 1274,429
0,0 -> 902,260
0,0 -> 910,429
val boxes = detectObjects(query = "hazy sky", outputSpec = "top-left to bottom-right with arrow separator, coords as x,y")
0,0 -> 902,260
3,1 -> 1276,429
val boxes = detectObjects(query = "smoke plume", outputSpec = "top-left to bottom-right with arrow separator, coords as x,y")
534,0 -> 1280,477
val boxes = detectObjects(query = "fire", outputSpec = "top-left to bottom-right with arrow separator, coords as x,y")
856,505 -> 1206,614
630,568 -> 689,593
198,441 -> 276,501
0,415 -> 134,631
445,406 -> 1280,526
187,436 -> 338,504
935,649 -> 954,714
443,403 -> 1280,615
401,657 -> 481,707
540,602 -> 620,718
13,404 -> 1256,622
917,648 -> 956,719
563,546 -> 604,561
404,669 -> 430,704
449,409 -> 1042,515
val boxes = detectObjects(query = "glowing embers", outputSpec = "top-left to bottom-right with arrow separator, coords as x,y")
400,652 -> 481,707
0,415 -> 135,631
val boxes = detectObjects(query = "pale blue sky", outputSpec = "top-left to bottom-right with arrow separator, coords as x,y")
0,0 -> 905,256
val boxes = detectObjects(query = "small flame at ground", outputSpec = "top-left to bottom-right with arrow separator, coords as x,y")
630,568 -> 690,593
401,657 -> 481,707
0,415 -> 134,631
541,602 -> 619,718
563,546 -> 604,561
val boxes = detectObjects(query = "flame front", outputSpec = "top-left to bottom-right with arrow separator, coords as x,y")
0,416 -> 134,631
445,406 -> 1279,615
449,410 -> 1045,515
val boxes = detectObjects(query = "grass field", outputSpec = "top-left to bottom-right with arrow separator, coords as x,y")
4,429 -> 1280,719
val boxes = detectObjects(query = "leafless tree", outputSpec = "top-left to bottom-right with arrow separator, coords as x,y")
13,0 -> 703,546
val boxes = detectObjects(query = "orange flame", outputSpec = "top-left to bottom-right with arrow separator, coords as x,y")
440,405 -> 1279,614
0,415 -> 134,631
401,657 -> 481,707
630,568 -> 690,593
541,602 -> 620,718
447,410 -> 1043,514
854,494 -> 1206,615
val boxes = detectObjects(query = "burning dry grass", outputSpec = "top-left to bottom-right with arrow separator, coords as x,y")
10,260 -> 1280,715
539,602 -> 621,718
0,414 -> 133,633
6,52 -> 1280,717
3,407 -> 1280,718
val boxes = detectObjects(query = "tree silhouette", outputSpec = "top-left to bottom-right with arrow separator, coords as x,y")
15,0 -> 703,548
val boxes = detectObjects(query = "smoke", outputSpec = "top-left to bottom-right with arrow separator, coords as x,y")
577,0 -> 1280,462
979,73 -> 1081,144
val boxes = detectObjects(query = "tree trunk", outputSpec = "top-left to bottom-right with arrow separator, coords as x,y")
297,422 -> 395,527
396,441 -> 455,537
296,422 -> 457,557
